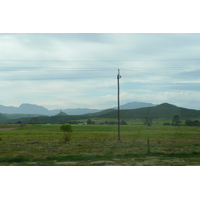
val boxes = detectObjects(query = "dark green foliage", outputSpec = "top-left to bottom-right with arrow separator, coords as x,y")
60,124 -> 72,132
172,115 -> 181,126
87,119 -> 95,124
163,122 -> 171,125
121,120 -> 127,125
63,133 -> 71,143
0,155 -> 27,163
144,118 -> 153,126
60,124 -> 73,143
185,120 -> 200,126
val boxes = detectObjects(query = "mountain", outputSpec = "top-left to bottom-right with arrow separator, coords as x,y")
4,103 -> 200,124
113,101 -> 157,110
19,104 -> 49,115
0,104 -> 49,115
98,103 -> 200,119
0,105 -> 19,114
0,104 -> 101,116
0,101 -> 157,116
49,108 -> 101,116
1,102 -> 197,119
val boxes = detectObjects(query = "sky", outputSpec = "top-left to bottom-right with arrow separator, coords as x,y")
2,1 -> 200,199
1,33 -> 200,110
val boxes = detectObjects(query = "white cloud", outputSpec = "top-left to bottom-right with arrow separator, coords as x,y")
1,33 -> 200,110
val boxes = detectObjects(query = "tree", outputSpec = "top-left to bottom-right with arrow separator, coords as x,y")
144,117 -> 153,126
60,124 -> 72,132
87,119 -> 94,124
172,115 -> 181,126
121,120 -> 127,125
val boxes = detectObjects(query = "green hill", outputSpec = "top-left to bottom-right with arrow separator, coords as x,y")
2,103 -> 200,124
96,103 -> 200,119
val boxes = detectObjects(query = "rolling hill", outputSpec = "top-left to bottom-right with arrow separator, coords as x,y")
1,103 -> 200,124
97,103 -> 200,119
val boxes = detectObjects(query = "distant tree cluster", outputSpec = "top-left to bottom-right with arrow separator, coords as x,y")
163,115 -> 182,126
163,117 -> 200,127
104,120 -> 127,125
185,120 -> 200,126
86,119 -> 128,125
87,119 -> 95,124
163,122 -> 171,126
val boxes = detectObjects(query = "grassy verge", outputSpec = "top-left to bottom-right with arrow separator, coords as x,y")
0,124 -> 200,166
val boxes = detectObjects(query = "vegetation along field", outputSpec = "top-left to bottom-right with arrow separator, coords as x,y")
0,124 -> 200,166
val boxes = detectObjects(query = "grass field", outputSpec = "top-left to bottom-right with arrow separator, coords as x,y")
0,124 -> 200,166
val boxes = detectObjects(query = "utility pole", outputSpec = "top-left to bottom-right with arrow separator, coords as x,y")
117,69 -> 121,142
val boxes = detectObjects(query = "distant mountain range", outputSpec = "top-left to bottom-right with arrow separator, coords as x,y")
0,102 -> 157,116
0,104 -> 100,116
1,103 -> 200,124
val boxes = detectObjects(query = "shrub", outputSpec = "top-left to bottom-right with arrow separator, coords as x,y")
60,124 -> 73,143
163,122 -> 171,126
63,133 -> 71,143
144,118 -> 153,126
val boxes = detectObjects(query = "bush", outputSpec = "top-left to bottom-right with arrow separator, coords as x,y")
63,133 -> 71,143
163,122 -> 171,126
60,124 -> 73,143
121,120 -> 127,125
60,124 -> 72,132
144,118 -> 153,126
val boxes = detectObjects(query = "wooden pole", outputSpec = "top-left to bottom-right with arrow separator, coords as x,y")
117,69 -> 121,142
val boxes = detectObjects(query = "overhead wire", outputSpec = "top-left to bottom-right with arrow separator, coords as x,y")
0,58 -> 200,80
0,58 -> 200,62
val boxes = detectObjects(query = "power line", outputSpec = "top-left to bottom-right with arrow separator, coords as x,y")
0,67 -> 117,71
0,76 -> 115,81
1,66 -> 200,72
0,58 -> 200,62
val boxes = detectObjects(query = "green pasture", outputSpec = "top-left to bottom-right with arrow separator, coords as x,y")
0,124 -> 200,166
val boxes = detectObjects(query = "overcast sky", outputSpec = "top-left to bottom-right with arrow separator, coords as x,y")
1,33 -> 200,110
